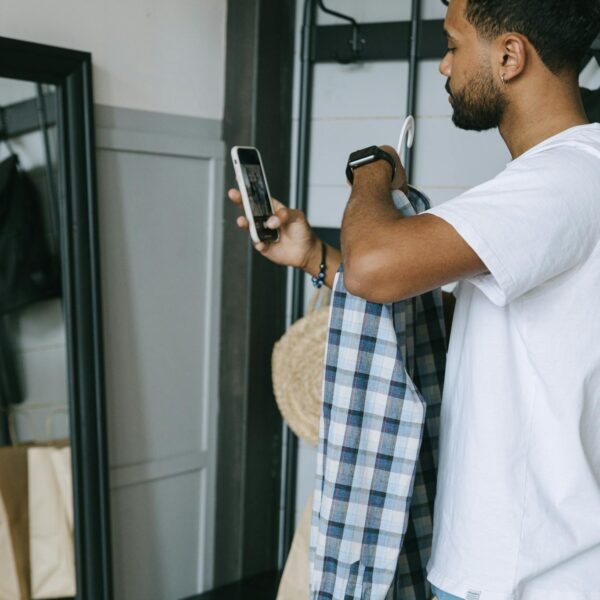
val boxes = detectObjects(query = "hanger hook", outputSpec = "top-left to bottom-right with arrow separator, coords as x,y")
317,0 -> 365,64
397,116 -> 416,163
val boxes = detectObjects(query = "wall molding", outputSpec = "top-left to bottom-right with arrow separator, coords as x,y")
94,104 -> 225,158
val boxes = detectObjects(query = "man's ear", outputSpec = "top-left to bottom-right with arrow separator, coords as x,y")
497,33 -> 527,83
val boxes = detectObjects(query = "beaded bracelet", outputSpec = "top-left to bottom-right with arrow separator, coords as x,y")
311,241 -> 327,288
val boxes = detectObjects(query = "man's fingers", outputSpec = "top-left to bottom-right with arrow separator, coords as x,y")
271,198 -> 286,211
230,192 -> 293,228
266,206 -> 302,229
254,241 -> 268,253
230,190 -> 303,234
228,188 -> 242,204
379,143 -> 408,193
379,144 -> 402,167
266,209 -> 284,229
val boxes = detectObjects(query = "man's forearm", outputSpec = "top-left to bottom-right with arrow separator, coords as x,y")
341,162 -> 404,268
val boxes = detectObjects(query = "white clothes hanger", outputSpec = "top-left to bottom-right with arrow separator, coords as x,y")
397,115 -> 415,164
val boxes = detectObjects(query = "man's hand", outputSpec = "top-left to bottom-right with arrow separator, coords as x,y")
228,188 -> 318,270
228,188 -> 342,289
379,144 -> 408,194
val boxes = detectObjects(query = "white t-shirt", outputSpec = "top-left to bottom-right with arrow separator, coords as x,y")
422,123 -> 600,600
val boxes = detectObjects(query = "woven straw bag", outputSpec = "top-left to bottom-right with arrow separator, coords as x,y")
271,285 -> 332,446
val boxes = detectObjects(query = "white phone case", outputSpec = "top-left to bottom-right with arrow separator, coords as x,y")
231,146 -> 279,244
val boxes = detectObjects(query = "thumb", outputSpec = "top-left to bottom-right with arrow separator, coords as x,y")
268,206 -> 302,228
379,144 -> 402,168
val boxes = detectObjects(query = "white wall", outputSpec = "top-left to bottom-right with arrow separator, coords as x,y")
289,0 -> 513,527
0,0 -> 227,119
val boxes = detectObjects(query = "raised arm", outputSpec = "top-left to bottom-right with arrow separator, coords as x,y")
341,145 -> 487,304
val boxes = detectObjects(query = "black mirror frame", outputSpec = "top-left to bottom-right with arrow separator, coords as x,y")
0,36 -> 112,600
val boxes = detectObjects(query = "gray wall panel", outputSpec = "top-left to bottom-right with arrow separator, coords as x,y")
110,471 -> 204,600
98,150 -> 210,465
95,105 -> 224,599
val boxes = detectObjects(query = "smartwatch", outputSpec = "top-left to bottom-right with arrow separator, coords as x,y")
346,145 -> 396,185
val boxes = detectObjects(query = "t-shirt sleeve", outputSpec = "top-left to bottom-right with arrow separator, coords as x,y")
422,149 -> 600,306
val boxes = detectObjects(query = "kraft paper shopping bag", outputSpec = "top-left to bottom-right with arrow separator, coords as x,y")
0,492 -> 20,600
276,493 -> 312,600
0,445 -> 30,600
28,445 -> 75,599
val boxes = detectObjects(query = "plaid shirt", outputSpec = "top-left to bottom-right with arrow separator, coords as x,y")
310,188 -> 447,599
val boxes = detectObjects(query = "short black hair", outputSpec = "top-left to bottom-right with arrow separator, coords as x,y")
464,0 -> 600,74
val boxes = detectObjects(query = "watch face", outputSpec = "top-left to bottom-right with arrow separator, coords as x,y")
348,145 -> 379,163
346,145 -> 395,184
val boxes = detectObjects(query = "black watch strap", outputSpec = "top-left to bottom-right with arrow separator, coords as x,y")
346,145 -> 396,184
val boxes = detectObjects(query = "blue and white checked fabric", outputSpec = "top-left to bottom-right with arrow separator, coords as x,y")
310,187 -> 447,599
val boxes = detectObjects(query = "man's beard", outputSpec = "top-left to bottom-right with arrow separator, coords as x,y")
446,65 -> 508,131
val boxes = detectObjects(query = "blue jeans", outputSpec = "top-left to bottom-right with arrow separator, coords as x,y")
431,583 -> 464,600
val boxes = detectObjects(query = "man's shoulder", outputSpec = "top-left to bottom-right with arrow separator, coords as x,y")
476,139 -> 600,199
510,132 -> 600,180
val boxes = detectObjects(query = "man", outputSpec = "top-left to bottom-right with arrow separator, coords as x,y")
229,0 -> 600,597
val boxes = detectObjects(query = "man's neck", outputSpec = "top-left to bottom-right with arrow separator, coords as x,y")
498,77 -> 589,160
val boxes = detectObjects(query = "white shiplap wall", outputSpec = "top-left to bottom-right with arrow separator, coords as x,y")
289,0 -> 513,525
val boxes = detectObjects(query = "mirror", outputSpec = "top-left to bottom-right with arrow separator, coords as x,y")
0,38 -> 112,600
0,78 -> 75,598
0,80 -> 64,440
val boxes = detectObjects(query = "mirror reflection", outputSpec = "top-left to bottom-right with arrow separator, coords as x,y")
0,77 -> 76,600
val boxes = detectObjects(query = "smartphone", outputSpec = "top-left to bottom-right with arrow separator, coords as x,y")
231,146 -> 279,244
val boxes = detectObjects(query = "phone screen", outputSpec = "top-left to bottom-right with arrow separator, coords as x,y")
238,148 -> 271,204
236,148 -> 277,241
